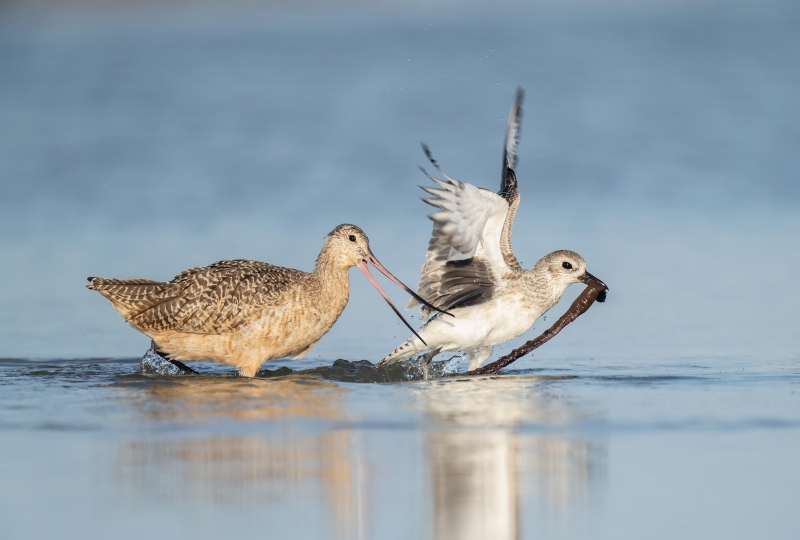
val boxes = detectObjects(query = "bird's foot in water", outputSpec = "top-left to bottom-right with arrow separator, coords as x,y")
386,351 -> 460,381
139,342 -> 198,375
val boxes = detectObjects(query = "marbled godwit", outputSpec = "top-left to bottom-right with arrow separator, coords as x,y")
88,224 -> 442,377
379,89 -> 606,373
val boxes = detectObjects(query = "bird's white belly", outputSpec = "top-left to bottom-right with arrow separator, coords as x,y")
421,297 -> 544,353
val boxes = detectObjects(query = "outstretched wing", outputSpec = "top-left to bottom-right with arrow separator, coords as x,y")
409,150 -> 512,314
501,86 -> 524,191
89,260 -> 304,334
499,87 -> 524,270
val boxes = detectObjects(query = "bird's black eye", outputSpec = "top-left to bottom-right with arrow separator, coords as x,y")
348,235 -> 357,242
562,261 -> 573,270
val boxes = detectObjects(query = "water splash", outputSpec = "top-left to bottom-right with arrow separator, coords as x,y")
137,346 -> 467,383
437,354 -> 465,376
139,344 -> 196,376
392,352 -> 467,381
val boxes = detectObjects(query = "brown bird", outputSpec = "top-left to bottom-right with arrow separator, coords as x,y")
88,224 -> 442,377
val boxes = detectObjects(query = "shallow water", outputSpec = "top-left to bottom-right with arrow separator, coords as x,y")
2,356 -> 799,539
1,0 -> 800,538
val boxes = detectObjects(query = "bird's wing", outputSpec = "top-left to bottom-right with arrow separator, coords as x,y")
409,155 -> 512,314
499,87 -> 524,270
96,260 -> 304,334
501,87 -> 524,187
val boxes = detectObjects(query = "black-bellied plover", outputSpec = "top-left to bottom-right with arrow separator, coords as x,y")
379,89 -> 607,373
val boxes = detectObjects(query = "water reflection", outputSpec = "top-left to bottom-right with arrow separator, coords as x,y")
111,373 -> 604,539
115,374 -> 347,422
421,376 -> 605,540
114,376 -> 366,539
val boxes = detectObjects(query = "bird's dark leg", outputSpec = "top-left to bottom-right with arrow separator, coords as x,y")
150,341 -> 198,375
166,358 -> 198,374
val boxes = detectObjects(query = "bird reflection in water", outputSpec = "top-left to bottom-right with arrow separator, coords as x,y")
111,371 -> 604,539
113,375 -> 367,539
420,375 -> 606,540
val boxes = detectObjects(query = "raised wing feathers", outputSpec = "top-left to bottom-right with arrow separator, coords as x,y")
421,173 -> 506,260
410,167 -> 511,314
501,87 -> 524,196
409,88 -> 526,313
499,88 -> 524,269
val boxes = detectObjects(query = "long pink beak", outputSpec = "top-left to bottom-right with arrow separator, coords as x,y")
356,254 -> 451,346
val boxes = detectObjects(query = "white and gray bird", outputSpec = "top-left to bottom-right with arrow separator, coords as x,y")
379,88 -> 606,373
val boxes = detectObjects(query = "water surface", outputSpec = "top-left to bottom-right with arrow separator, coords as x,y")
1,356 -> 799,539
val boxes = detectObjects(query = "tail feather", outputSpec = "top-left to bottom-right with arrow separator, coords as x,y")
87,277 -> 164,291
86,277 -> 168,320
378,336 -> 426,366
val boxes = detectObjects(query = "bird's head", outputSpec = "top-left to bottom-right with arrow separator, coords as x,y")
535,250 -> 608,302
